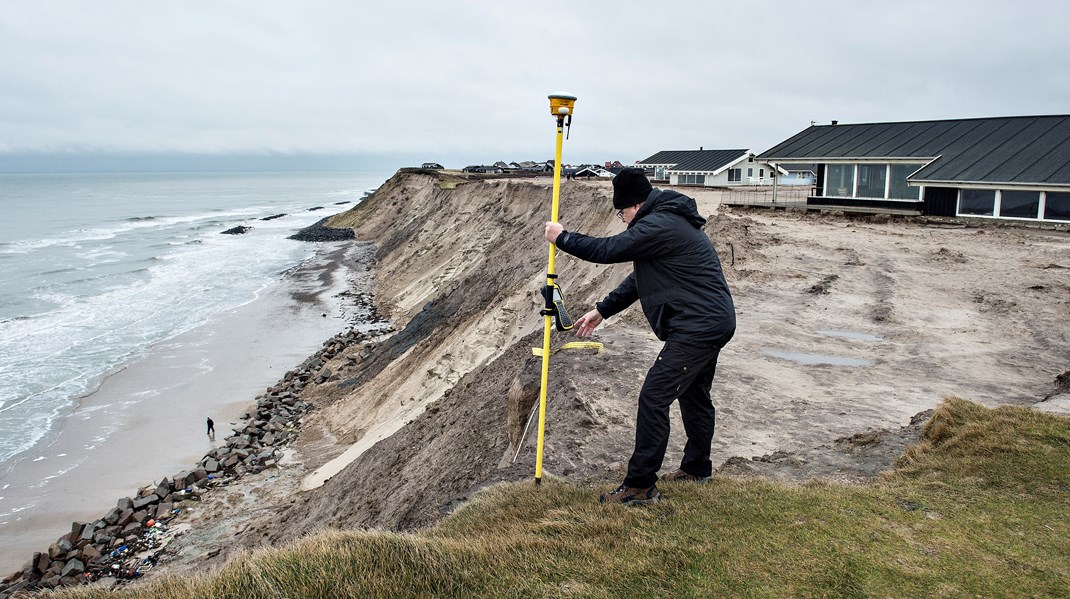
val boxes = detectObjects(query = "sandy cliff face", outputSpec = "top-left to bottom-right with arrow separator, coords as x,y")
297,173 -> 635,480
235,171 -> 654,543
213,170 -> 1070,555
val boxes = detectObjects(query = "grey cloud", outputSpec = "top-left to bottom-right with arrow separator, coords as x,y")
1,0 -> 1068,165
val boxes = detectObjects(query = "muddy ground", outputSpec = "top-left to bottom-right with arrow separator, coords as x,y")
129,173 -> 1070,582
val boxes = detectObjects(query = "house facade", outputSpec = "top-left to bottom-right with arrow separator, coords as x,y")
461,164 -> 504,174
758,115 -> 1070,222
779,163 -> 818,186
636,149 -> 784,187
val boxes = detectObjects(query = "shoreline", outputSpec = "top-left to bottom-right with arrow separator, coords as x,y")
0,240 -> 372,577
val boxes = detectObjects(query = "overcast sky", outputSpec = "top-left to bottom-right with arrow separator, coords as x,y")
2,0 -> 1069,170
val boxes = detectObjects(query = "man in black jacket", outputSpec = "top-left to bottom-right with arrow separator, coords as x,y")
544,168 -> 735,505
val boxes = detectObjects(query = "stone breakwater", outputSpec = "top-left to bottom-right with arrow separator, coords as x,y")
0,321 -> 390,598
287,216 -> 356,242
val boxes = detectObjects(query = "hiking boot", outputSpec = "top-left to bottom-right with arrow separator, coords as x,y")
599,483 -> 660,506
660,469 -> 712,483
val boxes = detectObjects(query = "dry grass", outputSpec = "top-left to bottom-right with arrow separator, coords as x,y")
57,397 -> 1070,598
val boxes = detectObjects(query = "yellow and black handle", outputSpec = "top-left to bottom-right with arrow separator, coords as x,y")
541,276 -> 574,332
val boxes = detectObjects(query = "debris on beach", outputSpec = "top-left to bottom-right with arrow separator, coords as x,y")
807,274 -> 839,294
287,216 -> 355,242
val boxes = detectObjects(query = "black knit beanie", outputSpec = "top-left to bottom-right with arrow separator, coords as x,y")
612,168 -> 653,209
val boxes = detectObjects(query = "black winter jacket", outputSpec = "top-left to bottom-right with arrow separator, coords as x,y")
555,189 -> 735,343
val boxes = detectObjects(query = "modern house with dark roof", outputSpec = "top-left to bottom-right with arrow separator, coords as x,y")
636,149 -> 784,187
757,115 -> 1070,222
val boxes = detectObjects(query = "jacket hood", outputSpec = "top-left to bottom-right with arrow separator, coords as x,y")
631,189 -> 706,229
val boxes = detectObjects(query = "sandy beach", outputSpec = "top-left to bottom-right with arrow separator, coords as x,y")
0,241 -> 369,575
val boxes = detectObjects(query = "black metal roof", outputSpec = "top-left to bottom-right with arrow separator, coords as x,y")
758,115 -> 1070,186
637,150 -> 703,165
637,149 -> 749,173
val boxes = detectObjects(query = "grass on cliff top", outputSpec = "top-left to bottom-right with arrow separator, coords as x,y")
60,397 -> 1070,598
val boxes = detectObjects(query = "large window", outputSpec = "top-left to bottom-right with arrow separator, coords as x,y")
728,168 -> 741,182
1000,190 -> 1040,219
677,174 -> 706,185
857,164 -> 887,198
1045,191 -> 1070,221
889,164 -> 923,199
826,164 -> 854,197
959,189 -> 996,216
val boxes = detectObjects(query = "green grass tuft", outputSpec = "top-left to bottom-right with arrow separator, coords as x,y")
59,398 -> 1070,598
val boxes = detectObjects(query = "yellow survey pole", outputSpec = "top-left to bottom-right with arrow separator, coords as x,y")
535,94 -> 576,485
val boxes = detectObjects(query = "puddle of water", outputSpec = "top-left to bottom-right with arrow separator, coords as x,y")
764,350 -> 873,366
816,330 -> 884,341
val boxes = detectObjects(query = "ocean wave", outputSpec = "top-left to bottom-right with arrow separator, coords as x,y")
0,170 -> 392,467
326,187 -> 377,198
39,266 -> 80,276
0,230 -> 314,444
28,266 -> 152,295
0,207 -> 266,255
80,248 -> 127,263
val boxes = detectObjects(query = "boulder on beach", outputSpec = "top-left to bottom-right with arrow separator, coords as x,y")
221,225 -> 251,235
287,217 -> 354,242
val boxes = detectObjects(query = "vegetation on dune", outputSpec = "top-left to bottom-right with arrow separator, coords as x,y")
59,397 -> 1070,598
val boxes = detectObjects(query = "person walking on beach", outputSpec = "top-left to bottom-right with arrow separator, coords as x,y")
206,417 -> 215,437
543,167 -> 736,505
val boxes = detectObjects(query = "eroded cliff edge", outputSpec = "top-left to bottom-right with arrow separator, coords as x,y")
158,169 -> 1070,572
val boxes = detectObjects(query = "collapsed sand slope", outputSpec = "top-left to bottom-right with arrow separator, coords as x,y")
194,171 -> 1069,560
289,173 -> 633,485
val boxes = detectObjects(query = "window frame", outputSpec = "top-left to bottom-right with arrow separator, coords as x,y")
825,164 -> 855,197
958,189 -> 997,216
999,190 -> 1041,219
856,164 -> 887,198
1043,191 -> 1070,221
889,164 -> 923,200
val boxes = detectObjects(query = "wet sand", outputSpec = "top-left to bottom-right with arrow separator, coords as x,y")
0,242 -> 363,575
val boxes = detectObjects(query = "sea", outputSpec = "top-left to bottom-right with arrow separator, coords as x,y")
0,170 -> 388,488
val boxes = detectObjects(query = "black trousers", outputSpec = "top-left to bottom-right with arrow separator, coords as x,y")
624,333 -> 731,488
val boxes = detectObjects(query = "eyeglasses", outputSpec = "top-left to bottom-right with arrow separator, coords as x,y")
616,203 -> 639,221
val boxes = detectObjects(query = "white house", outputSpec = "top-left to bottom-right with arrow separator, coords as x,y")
574,165 -> 614,178
636,149 -> 785,187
